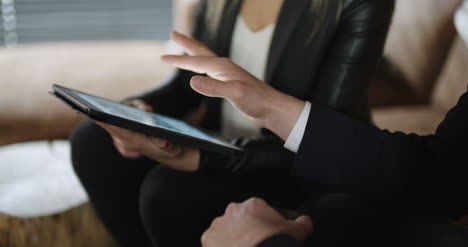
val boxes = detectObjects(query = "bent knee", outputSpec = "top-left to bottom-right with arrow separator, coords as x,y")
139,167 -> 206,216
139,166 -> 185,207
70,120 -> 109,148
139,166 -> 209,247
70,120 -> 114,172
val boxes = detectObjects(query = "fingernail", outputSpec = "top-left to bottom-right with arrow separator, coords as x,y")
191,77 -> 203,90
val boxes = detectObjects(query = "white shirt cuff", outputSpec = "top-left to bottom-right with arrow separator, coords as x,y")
284,101 -> 311,153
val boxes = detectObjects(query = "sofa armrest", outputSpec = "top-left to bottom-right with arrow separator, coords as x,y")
0,42 -> 173,146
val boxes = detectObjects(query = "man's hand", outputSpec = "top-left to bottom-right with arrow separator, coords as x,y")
201,198 -> 313,247
161,31 -> 305,140
95,122 -> 200,171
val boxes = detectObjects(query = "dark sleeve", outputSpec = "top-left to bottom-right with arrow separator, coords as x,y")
257,235 -> 303,247
312,0 -> 395,119
125,1 -> 208,119
292,92 -> 468,203
199,135 -> 294,176
128,69 -> 203,119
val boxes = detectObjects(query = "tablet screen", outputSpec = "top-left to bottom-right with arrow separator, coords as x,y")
67,89 -> 233,148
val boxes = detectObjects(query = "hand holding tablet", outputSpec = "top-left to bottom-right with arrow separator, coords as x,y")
50,84 -> 243,168
95,121 -> 200,171
106,98 -> 197,168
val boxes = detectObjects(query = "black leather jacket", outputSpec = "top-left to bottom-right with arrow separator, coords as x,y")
131,0 -> 395,175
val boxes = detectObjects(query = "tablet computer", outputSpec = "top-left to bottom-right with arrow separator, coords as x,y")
50,84 -> 244,155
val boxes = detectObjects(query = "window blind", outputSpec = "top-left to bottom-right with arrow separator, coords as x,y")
1,0 -> 172,46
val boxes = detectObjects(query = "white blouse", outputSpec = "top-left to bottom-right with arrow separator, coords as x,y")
220,15 -> 310,154
221,16 -> 276,139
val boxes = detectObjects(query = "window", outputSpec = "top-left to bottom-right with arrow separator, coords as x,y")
1,0 -> 172,46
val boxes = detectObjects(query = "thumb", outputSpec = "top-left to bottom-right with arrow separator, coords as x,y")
190,76 -> 239,100
284,215 -> 313,243
294,215 -> 313,234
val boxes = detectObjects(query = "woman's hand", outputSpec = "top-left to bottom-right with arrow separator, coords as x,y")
118,98 -> 200,170
124,99 -> 154,112
162,31 -> 305,140
95,122 -> 200,171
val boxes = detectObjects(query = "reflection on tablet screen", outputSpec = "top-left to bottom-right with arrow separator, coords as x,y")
70,90 -> 229,146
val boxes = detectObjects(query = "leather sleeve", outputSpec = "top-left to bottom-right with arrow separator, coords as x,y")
128,69 -> 203,119
311,0 -> 395,120
125,1 -> 208,119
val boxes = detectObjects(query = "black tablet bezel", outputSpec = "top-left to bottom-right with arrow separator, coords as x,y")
50,84 -> 244,156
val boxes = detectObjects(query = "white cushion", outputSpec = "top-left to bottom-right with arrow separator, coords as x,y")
0,140 -> 87,217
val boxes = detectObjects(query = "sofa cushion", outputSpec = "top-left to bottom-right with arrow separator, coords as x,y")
373,106 -> 446,136
432,36 -> 468,112
369,58 -> 423,107
0,42 -> 173,146
384,0 -> 462,99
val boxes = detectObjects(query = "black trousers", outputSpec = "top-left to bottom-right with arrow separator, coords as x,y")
70,120 -> 468,247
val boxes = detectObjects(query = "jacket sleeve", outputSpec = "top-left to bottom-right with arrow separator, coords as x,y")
292,92 -> 468,205
311,0 -> 395,120
125,1 -> 208,119
128,69 -> 203,119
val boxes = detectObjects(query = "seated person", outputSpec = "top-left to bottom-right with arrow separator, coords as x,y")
71,0 -> 395,246
152,2 -> 468,246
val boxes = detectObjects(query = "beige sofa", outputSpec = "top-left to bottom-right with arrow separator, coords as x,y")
1,0 -> 466,147
0,0 -> 200,148
0,42 -> 173,147
372,0 -> 467,136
